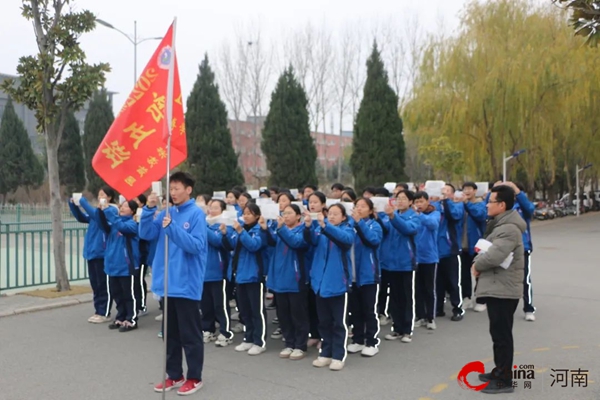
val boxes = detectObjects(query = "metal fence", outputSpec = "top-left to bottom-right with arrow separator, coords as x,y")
0,204 -> 89,292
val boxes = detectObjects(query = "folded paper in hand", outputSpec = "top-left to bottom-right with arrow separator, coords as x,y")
475,238 -> 513,269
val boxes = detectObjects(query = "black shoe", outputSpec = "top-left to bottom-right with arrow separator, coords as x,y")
479,372 -> 492,382
119,323 -> 138,332
436,311 -> 446,317
451,312 -> 464,321
481,380 -> 514,394
108,322 -> 122,330
266,301 -> 276,310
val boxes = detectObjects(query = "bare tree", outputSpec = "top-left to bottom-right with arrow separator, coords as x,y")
216,33 -> 249,162
245,25 -> 274,184
333,27 -> 355,181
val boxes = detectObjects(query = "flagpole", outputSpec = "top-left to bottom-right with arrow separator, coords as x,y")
161,16 -> 177,400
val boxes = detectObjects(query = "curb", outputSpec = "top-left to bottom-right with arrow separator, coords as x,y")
0,296 -> 93,318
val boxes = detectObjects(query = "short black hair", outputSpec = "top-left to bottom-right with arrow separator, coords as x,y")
127,200 -> 139,214
331,183 -> 345,191
227,189 -> 241,199
259,189 -> 270,198
303,184 -> 318,193
210,199 -> 227,212
277,192 -> 295,203
170,172 -> 195,189
198,194 -> 211,203
245,203 -> 262,217
341,189 -> 357,202
136,194 -> 147,205
395,182 -> 409,190
374,187 -> 390,197
269,186 -> 280,194
362,186 -> 377,196
100,186 -> 117,204
415,191 -> 429,201
462,182 -> 477,190
232,185 -> 247,193
491,185 -> 515,210
445,183 -> 456,193
396,189 -> 415,202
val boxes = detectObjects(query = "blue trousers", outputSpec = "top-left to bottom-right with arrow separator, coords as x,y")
316,293 -> 348,361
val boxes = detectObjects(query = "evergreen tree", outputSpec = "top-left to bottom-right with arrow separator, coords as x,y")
83,90 -> 114,194
261,66 -> 318,188
58,111 -> 85,195
0,98 -> 44,200
186,54 -> 244,194
350,42 -> 406,190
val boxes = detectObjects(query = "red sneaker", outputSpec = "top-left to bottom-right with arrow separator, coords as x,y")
177,379 -> 203,396
153,377 -> 184,392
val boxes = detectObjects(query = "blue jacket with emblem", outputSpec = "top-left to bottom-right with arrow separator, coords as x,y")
433,199 -> 464,258
139,200 -> 207,301
353,218 -> 383,286
101,206 -> 140,277
416,207 -> 440,264
380,208 -> 421,271
222,223 -> 267,284
463,201 -> 487,255
205,223 -> 231,282
68,197 -> 106,260
265,224 -> 309,293
305,221 -> 355,298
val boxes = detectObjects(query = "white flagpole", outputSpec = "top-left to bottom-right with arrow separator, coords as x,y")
161,16 -> 177,400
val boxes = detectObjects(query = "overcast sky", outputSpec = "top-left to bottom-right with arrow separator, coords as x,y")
1,0 -> 469,124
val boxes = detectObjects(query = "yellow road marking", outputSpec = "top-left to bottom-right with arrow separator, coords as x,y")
514,351 -> 522,355
418,398 -> 435,400
532,347 -> 551,352
430,383 -> 448,394
482,357 -> 493,363
562,345 -> 580,349
536,368 -> 549,373
449,372 -> 459,380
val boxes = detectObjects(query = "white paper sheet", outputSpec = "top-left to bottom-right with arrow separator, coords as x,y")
151,181 -> 163,197
475,182 -> 489,198
371,197 -> 390,213
260,203 -> 280,220
384,182 -> 396,192
72,193 -> 82,206
213,191 -> 226,200
256,198 -> 275,206
248,190 -> 259,199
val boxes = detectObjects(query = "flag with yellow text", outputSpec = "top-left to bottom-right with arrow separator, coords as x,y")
92,22 -> 186,200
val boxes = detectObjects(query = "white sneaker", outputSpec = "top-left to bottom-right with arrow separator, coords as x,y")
525,312 -> 536,321
229,299 -> 237,308
271,328 -> 283,339
312,357 -> 332,368
155,313 -> 163,321
203,332 -> 217,343
248,345 -> 266,355
231,322 -> 244,333
385,332 -> 401,341
427,320 -> 437,330
279,347 -> 294,358
473,303 -> 487,312
235,342 -> 253,352
215,334 -> 233,347
463,298 -> 474,310
414,318 -> 427,328
88,314 -> 99,323
400,335 -> 412,343
378,314 -> 391,326
347,343 -> 365,354
361,346 -> 379,357
290,349 -> 305,360
231,312 -> 240,321
329,359 -> 345,371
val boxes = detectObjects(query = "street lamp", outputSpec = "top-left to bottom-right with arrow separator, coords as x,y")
96,19 -> 162,85
503,149 -> 527,182
576,163 -> 593,217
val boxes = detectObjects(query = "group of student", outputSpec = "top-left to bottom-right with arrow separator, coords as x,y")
69,173 -> 537,394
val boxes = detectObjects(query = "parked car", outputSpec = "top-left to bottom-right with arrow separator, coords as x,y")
534,208 -> 554,220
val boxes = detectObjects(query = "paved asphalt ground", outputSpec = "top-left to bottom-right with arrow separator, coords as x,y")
1,214 -> 599,400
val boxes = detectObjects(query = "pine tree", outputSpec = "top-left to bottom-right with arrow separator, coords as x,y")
83,90 -> 114,194
350,42 -> 406,190
261,66 -> 318,188
58,111 -> 85,195
186,54 -> 244,194
0,98 -> 44,200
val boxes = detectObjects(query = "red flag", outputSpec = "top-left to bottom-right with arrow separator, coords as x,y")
92,22 -> 186,200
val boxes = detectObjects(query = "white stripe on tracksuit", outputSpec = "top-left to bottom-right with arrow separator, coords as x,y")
456,255 -> 464,313
130,275 -> 137,325
104,275 -> 111,317
221,279 -> 232,337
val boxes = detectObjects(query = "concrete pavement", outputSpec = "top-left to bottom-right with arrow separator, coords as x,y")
0,214 -> 599,400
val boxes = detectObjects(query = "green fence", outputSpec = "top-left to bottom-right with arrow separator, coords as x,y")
0,220 -> 89,292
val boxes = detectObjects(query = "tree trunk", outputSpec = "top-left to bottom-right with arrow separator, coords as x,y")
46,132 -> 70,291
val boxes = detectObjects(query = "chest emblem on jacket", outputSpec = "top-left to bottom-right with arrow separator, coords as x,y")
183,222 -> 190,229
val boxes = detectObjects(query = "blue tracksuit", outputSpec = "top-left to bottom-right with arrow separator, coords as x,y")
463,201 -> 487,255
102,207 -> 140,277
305,221 -> 355,298
416,209 -> 440,264
68,198 -> 106,260
222,223 -> 266,284
266,224 -> 309,293
380,209 -> 421,271
433,199 -> 464,258
139,199 -> 207,301
205,223 -> 231,282
353,218 -> 383,286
